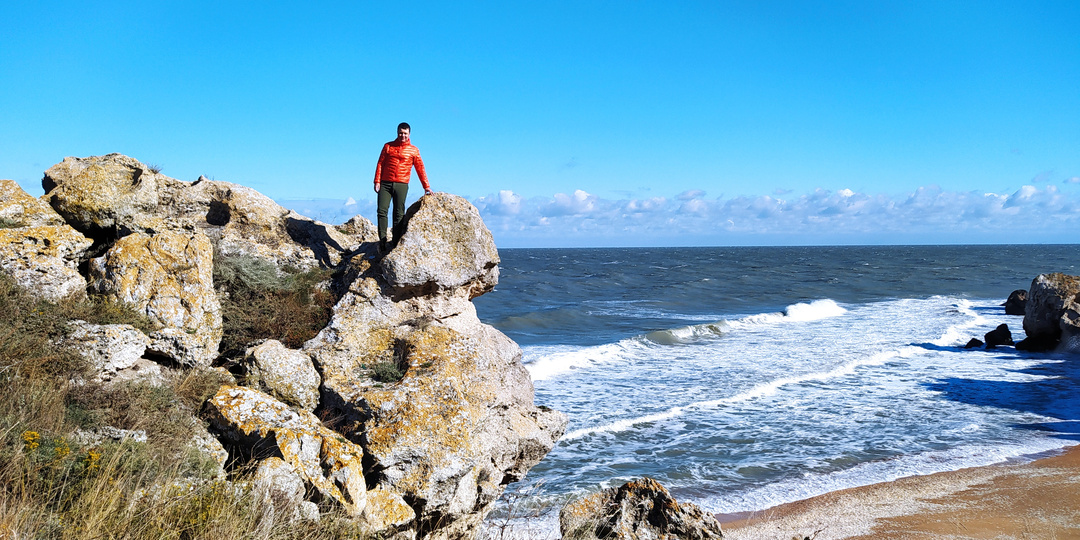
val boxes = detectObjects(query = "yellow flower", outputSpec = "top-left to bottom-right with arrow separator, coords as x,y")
21,431 -> 40,451
55,441 -> 71,459
84,450 -> 101,472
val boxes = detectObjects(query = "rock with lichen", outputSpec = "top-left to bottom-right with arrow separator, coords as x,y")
42,153 -> 371,270
304,193 -> 566,539
0,180 -> 92,300
87,230 -> 221,366
559,478 -> 724,540
242,339 -> 321,411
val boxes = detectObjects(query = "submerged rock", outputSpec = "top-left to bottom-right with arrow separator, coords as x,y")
984,323 -> 1014,349
559,478 -> 724,540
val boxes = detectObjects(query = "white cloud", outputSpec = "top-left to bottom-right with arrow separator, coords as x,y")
545,189 -> 597,216
1065,177 -> 1080,184
677,189 -> 706,201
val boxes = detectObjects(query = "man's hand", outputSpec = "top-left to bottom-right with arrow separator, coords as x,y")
374,182 -> 381,193
424,188 -> 433,196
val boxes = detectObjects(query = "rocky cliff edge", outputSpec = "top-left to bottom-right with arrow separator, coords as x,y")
0,153 -> 567,539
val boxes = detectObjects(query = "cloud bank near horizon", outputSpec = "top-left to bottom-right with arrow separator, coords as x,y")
280,184 -> 1080,248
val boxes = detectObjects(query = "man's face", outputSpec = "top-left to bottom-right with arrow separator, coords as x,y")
397,128 -> 410,142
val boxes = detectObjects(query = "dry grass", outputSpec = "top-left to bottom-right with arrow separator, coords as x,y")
213,253 -> 334,358
0,274 -> 377,539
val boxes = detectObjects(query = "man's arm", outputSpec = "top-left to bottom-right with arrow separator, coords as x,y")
374,144 -> 388,193
413,150 -> 432,195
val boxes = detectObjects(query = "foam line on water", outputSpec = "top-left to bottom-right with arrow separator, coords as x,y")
562,345 -> 921,441
700,439 -> 1079,514
931,298 -> 989,347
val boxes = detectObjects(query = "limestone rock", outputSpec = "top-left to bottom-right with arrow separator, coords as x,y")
65,320 -> 150,381
983,323 -> 1014,349
0,180 -> 92,300
381,193 -> 499,298
42,154 -> 369,270
0,179 -> 67,227
1004,289 -> 1027,316
205,385 -> 368,516
87,230 -> 221,366
305,245 -> 566,538
42,154 -> 168,234
243,340 -> 321,411
189,424 -> 229,479
337,214 -> 381,243
253,457 -> 313,524
559,478 -> 724,540
1019,273 -> 1080,352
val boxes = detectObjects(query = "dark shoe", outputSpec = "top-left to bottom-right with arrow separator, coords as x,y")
379,240 -> 388,253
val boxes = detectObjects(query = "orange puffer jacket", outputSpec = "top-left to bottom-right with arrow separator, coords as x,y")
374,140 -> 429,190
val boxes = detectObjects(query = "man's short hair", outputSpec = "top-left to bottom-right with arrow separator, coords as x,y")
398,122 -> 411,132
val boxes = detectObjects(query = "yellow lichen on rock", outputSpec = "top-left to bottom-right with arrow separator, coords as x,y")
88,230 -> 221,365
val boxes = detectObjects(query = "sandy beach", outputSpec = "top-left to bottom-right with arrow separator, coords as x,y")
720,444 -> 1080,539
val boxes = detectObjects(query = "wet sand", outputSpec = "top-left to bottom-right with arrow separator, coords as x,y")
720,444 -> 1080,539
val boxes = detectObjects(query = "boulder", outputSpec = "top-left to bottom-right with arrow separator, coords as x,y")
1004,289 -> 1027,316
204,385 -> 371,516
0,180 -> 92,300
559,478 -> 724,540
42,154 -> 371,270
1019,273 -> 1080,352
242,340 -> 321,411
380,193 -> 499,298
252,457 -> 316,524
983,323 -> 1014,349
65,320 -> 150,381
87,230 -> 221,366
303,194 -> 566,539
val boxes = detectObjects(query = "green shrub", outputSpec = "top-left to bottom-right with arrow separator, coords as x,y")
0,217 -> 25,229
371,361 -> 405,383
213,253 -> 334,358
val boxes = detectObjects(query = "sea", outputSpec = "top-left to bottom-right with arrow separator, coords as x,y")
471,244 -> 1080,537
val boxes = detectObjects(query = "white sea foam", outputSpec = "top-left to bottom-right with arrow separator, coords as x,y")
562,345 -> 923,441
524,340 -> 651,381
700,439 -> 1079,514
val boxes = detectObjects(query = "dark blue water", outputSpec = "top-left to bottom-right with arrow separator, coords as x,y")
474,245 -> 1080,534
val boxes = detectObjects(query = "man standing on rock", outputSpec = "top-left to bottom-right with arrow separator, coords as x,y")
374,122 -> 432,252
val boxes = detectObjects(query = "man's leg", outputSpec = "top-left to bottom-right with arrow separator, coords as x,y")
377,183 -> 393,244
390,182 -> 409,243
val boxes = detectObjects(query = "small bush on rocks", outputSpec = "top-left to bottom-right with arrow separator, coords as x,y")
213,253 -> 334,358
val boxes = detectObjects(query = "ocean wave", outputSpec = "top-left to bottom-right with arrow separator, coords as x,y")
524,340 -> 652,381
561,345 -> 921,441
645,299 -> 847,345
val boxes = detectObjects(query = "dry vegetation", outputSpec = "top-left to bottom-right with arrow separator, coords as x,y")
213,252 -> 335,359
0,274 -> 373,539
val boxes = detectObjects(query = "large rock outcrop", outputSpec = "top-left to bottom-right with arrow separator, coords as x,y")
1019,273 -> 1080,352
305,193 -> 566,539
87,230 -> 222,366
0,180 -> 92,299
2,155 -> 565,540
560,478 -> 724,540
43,153 -> 374,270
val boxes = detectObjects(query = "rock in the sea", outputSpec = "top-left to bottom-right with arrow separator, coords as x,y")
65,320 -> 150,381
42,154 -> 371,270
1018,273 -> 1080,352
0,180 -> 92,300
380,193 -> 499,298
984,323 -> 1014,349
963,338 -> 984,349
242,340 -> 321,411
87,230 -> 222,366
1004,289 -> 1028,316
559,478 -> 724,540
304,194 -> 566,539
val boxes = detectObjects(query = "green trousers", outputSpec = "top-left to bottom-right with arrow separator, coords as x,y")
377,181 -> 409,243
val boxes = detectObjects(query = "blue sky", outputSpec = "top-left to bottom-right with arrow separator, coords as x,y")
2,1 -> 1078,247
